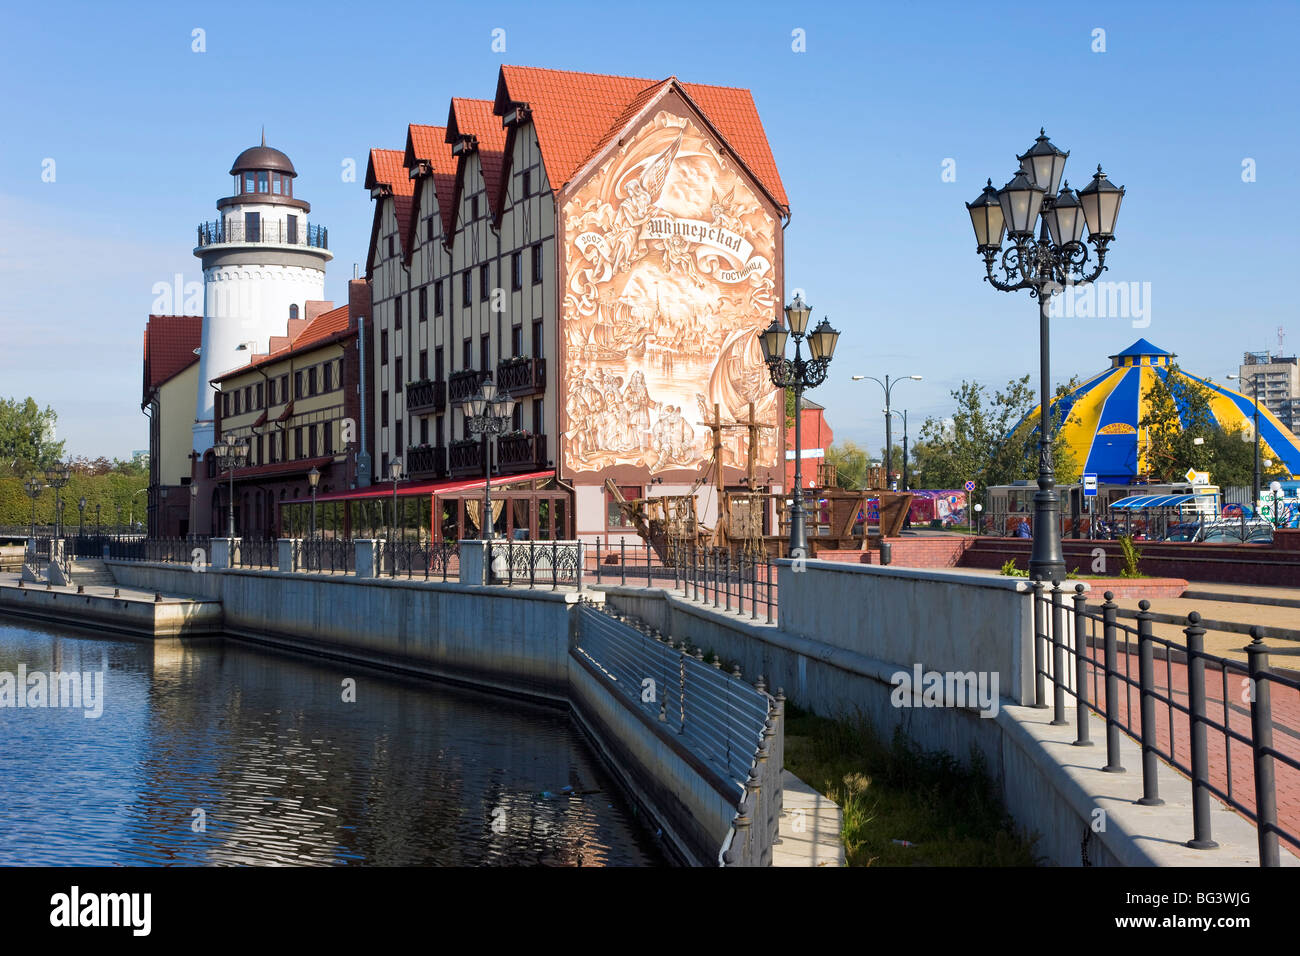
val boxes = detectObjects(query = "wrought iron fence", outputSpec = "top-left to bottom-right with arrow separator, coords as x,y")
381,539 -> 460,581
97,536 -> 210,564
294,536 -> 356,574
591,540 -> 779,623
235,537 -> 278,569
487,539 -> 581,589
574,600 -> 783,866
197,219 -> 328,249
1033,581 -> 1300,865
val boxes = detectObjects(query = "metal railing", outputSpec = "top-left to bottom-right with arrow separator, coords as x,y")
196,219 -> 328,249
1033,580 -> 1300,865
591,540 -> 779,623
293,536 -> 356,574
381,539 -> 460,581
574,600 -> 783,866
235,536 -> 278,569
487,539 -> 581,589
94,535 -> 211,564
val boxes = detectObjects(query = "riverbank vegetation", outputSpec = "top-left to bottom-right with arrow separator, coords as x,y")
783,706 -> 1039,866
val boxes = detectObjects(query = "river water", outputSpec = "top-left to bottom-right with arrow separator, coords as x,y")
0,618 -> 661,866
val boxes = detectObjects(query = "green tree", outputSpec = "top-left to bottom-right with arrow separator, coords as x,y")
0,397 -> 65,476
826,441 -> 871,489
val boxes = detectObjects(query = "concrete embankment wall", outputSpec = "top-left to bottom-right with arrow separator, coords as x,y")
603,559 -> 1287,867
0,583 -> 222,638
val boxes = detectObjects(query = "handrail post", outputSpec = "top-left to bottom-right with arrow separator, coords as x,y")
1101,591 -> 1125,772
620,538 -> 626,587
1072,584 -> 1092,746
595,539 -> 602,584
1032,580 -> 1047,708
725,551 -> 732,612
646,540 -> 652,587
1050,580 -> 1067,725
1136,600 -> 1164,805
766,559 -> 774,625
1246,628 -> 1280,866
713,552 -> 721,609
1184,612 -> 1219,849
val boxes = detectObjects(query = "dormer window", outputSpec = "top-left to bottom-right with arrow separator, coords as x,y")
289,304 -> 299,320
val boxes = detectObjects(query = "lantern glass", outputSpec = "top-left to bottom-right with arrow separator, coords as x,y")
390,458 -> 403,480
467,397 -> 487,418
1078,166 -> 1124,238
498,398 -> 517,420
966,180 -> 1005,249
997,171 -> 1046,238
806,318 -> 840,361
784,295 -> 811,337
1046,184 -> 1086,247
1018,130 -> 1068,197
481,380 -> 497,403
308,466 -> 321,489
759,320 -> 788,364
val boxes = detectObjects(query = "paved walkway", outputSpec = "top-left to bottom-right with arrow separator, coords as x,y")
773,771 -> 844,866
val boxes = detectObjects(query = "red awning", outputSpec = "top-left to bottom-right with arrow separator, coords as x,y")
283,469 -> 555,504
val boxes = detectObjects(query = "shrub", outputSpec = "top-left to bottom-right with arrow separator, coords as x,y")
1118,535 -> 1143,578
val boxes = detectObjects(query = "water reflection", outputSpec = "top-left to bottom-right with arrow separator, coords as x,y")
0,620 -> 661,866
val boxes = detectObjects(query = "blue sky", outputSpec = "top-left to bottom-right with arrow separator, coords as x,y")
1,0 -> 1296,460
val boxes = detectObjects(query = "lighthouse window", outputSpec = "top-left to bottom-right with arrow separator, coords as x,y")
257,171 -> 269,193
272,173 -> 282,195
283,177 -> 291,198
244,172 -> 255,193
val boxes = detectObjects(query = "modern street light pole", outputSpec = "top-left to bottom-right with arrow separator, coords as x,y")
760,294 -> 840,557
462,376 -> 516,541
886,408 -> 910,491
1227,372 -> 1263,513
852,376 -> 921,488
967,130 -> 1125,581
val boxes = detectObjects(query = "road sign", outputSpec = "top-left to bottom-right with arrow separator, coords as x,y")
1184,467 -> 1210,485
1082,474 -> 1098,496
964,480 -> 975,492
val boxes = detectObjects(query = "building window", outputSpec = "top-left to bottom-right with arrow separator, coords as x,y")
479,264 -> 489,302
511,252 -> 522,291
272,172 -> 283,195
244,172 -> 255,193
245,212 -> 260,242
395,296 -> 403,330
471,195 -> 479,220
418,349 -> 428,380
607,486 -> 641,528
323,363 -> 333,391
418,286 -> 427,322
461,271 -> 471,307
419,417 -> 428,445
295,370 -> 305,399
233,391 -> 241,416
532,319 -> 544,359
308,367 -> 318,397
480,334 -> 490,373
381,393 -> 389,428
395,358 -> 403,392
533,398 -> 543,433
512,324 -> 523,357
381,330 -> 389,365
308,424 -> 317,458
286,215 -> 298,244
289,304 -> 299,320
255,382 -> 264,408
522,169 -> 531,197
434,280 -> 444,316
531,243 -> 543,284
280,375 -> 289,403
257,171 -> 269,193
512,403 -> 522,431
462,338 -> 471,370
268,378 -> 277,405
294,426 -> 303,459
434,347 -> 443,382
324,421 -> 334,455
436,415 -> 444,448
396,421 -> 403,453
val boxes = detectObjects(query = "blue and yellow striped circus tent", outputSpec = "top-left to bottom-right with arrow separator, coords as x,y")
1026,339 -> 1300,483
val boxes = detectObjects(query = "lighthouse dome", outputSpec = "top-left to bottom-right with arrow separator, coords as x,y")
229,144 -> 296,177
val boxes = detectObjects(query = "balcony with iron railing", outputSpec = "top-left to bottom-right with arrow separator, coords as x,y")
406,444 -> 446,479
448,369 -> 487,407
497,433 -> 547,474
406,379 -> 447,415
496,357 -> 546,397
448,438 -> 484,477
197,219 -> 328,250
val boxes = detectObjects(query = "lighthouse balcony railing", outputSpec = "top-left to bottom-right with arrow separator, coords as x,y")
197,220 -> 328,250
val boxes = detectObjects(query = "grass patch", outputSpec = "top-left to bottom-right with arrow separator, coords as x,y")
783,705 -> 1040,866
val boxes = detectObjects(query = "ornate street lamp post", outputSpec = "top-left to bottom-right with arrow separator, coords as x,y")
23,477 -> 43,543
851,374 -> 922,489
967,130 -> 1125,581
308,466 -> 321,538
760,294 -> 840,557
43,462 -> 70,540
95,503 -> 101,538
78,495 -> 87,538
388,459 -> 404,541
213,435 -> 249,539
462,376 -> 516,541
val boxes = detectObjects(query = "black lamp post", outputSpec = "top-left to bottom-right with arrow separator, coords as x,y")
213,435 -> 249,538
308,466 -> 321,538
78,496 -> 86,538
967,130 -> 1124,581
760,294 -> 840,557
888,408 -> 911,491
851,375 -> 921,489
23,477 -> 43,541
95,503 -> 101,538
44,462 -> 70,540
462,376 -> 516,540
388,458 -> 404,541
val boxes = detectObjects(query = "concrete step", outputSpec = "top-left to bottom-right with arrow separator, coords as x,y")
1105,596 -> 1300,643
1182,587 -> 1300,610
67,559 -> 117,588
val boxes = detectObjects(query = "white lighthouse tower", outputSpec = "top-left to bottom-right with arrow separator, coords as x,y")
192,136 -> 332,452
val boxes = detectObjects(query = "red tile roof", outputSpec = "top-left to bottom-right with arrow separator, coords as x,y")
447,98 -> 508,216
213,304 -> 352,382
366,148 -> 415,253
404,124 -> 457,241
494,65 -> 788,211
142,314 -> 202,404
